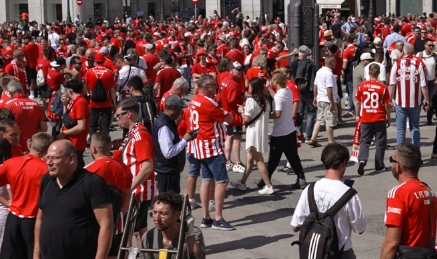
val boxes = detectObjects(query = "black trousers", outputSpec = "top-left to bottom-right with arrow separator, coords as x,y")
155,173 -> 181,194
266,131 -> 305,181
1,213 -> 36,259
89,107 -> 112,136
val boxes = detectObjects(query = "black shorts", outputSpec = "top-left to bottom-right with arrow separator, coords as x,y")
108,233 -> 123,256
336,78 -> 343,99
156,173 -> 181,194
1,213 -> 36,259
26,66 -> 37,80
134,200 -> 152,232
226,125 -> 243,136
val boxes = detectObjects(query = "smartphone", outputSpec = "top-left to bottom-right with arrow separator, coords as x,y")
193,128 -> 200,134
344,179 -> 355,187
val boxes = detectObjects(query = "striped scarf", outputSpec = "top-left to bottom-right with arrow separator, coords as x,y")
11,59 -> 28,90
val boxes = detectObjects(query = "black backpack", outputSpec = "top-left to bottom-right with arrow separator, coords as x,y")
90,70 -> 108,102
296,183 -> 357,259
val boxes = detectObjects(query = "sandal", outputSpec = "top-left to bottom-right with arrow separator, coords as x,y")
307,139 -> 322,147
232,163 -> 245,174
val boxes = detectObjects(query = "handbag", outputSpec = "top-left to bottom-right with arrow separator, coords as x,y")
397,183 -> 437,259
62,112 -> 77,129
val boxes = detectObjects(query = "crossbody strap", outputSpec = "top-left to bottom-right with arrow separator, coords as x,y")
119,65 -> 132,94
308,183 -> 318,213
324,187 -> 357,217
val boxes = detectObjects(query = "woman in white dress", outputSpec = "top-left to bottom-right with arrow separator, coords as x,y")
230,78 -> 274,194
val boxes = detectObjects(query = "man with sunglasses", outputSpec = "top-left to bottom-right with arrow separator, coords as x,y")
381,143 -> 437,259
417,39 -> 437,125
414,27 -> 429,53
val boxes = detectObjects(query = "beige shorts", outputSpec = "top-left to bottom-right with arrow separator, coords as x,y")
316,101 -> 338,127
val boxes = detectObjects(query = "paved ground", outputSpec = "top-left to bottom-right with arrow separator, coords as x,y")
77,92 -> 437,259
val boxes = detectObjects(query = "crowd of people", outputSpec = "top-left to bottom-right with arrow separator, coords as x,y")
0,6 -> 434,259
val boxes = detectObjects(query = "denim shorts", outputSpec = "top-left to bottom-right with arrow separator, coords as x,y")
187,153 -> 201,177
200,154 -> 229,183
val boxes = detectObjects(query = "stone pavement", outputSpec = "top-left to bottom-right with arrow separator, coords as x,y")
76,93 -> 437,259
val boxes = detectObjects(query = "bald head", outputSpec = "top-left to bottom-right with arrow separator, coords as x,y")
49,139 -> 78,158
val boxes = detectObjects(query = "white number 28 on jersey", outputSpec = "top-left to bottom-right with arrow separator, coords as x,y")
363,92 -> 379,109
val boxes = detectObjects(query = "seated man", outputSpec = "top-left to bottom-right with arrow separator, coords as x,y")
142,192 -> 206,259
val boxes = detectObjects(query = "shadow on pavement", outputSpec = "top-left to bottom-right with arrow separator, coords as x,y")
229,207 -> 294,228
205,234 -> 294,256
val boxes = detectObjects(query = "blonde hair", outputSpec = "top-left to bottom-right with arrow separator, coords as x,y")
272,69 -> 287,87
31,133 -> 54,153
252,55 -> 267,68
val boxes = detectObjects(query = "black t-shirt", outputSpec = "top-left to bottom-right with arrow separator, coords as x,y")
331,24 -> 342,39
38,168 -> 112,259
67,32 -> 77,45
290,58 -> 300,79
174,45 -> 191,66
414,38 -> 427,53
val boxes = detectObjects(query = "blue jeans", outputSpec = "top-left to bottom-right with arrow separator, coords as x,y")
427,80 -> 435,123
298,91 -> 316,139
395,105 -> 421,147
187,153 -> 201,177
347,80 -> 355,112
200,154 -> 229,183
179,66 -> 191,92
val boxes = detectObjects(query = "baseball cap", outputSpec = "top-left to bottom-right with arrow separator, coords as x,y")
373,37 -> 382,45
195,48 -> 208,58
230,61 -> 243,70
298,45 -> 310,55
323,30 -> 333,37
360,52 -> 374,61
165,95 -> 188,108
50,57 -> 66,67
145,43 -> 154,50
94,53 -> 106,63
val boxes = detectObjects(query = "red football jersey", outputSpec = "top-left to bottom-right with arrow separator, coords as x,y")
385,179 -> 437,247
342,44 -> 357,62
188,94 -> 227,159
159,91 -> 173,111
355,80 -> 390,123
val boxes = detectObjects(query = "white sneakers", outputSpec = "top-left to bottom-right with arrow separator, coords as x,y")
258,185 -> 275,195
232,163 -> 245,174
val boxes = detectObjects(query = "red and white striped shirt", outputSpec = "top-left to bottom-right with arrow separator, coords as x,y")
389,55 -> 427,108
122,124 -> 155,201
188,95 -> 228,159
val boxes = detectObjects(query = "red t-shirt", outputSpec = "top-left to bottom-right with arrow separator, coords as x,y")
143,54 -> 160,83
36,58 -> 51,78
84,65 -> 115,108
85,157 -> 132,195
342,44 -> 357,62
0,154 -> 48,217
188,94 -> 228,159
46,68 -> 65,90
121,124 -> 155,201
286,80 -> 301,102
385,179 -> 437,247
155,67 -> 182,98
190,62 -> 217,76
1,49 -> 13,65
355,79 -> 390,123
221,77 -> 244,126
159,91 -> 172,111
276,51 -> 290,68
62,96 -> 90,150
5,62 -> 27,91
23,43 -> 39,68
225,49 -> 245,64
5,94 -> 46,152
0,91 -> 11,108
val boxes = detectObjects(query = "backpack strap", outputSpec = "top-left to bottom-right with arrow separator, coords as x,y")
307,183 -> 318,213
324,188 -> 357,217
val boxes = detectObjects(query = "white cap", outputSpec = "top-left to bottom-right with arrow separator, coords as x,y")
230,61 -> 243,70
144,43 -> 154,50
360,52 -> 374,60
373,37 -> 382,44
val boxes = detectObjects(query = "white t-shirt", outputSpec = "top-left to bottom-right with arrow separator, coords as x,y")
49,32 -> 59,47
364,62 -> 387,82
243,97 -> 270,153
417,51 -> 436,80
272,88 -> 295,137
117,65 -> 147,92
291,178 -> 367,251
314,66 -> 338,103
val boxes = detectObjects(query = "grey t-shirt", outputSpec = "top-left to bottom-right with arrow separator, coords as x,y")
352,63 -> 366,98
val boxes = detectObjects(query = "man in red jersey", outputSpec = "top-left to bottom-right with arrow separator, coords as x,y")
23,35 -> 39,99
225,39 -> 244,65
56,80 -> 90,168
191,49 -> 217,85
221,62 -> 245,173
154,54 -> 182,99
159,77 -> 189,111
355,64 -> 391,176
5,79 -> 47,153
115,98 -> 155,246
5,50 -> 28,95
0,133 -> 52,258
86,132 -> 132,259
381,143 -> 437,259
188,74 -> 235,231
143,44 -> 161,97
84,53 -> 116,136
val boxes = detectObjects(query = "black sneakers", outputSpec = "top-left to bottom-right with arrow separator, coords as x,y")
291,178 -> 307,189
357,161 -> 366,176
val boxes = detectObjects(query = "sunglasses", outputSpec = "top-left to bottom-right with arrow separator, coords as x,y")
389,156 -> 398,164
115,111 -> 128,119
428,45 -> 435,47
